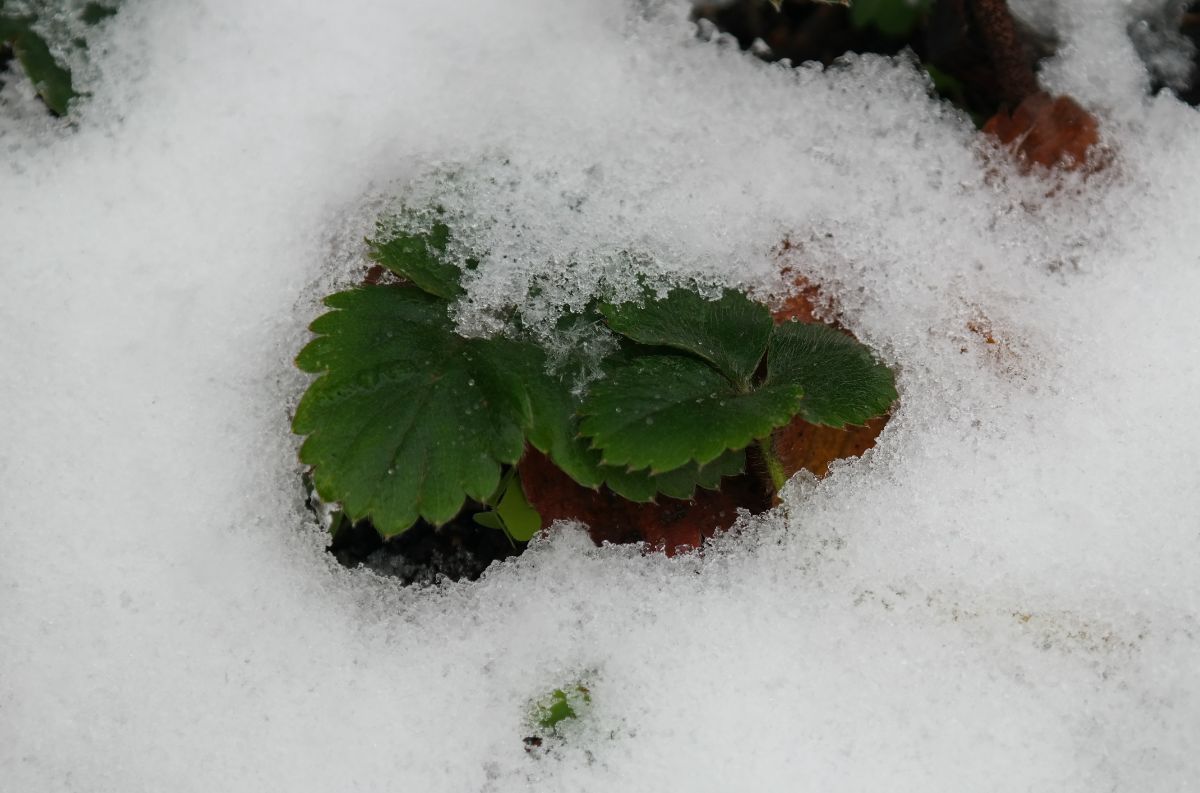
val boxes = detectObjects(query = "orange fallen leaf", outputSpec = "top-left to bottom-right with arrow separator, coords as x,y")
983,91 -> 1100,171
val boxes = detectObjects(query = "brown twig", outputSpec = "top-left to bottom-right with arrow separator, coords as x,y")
971,0 -> 1040,106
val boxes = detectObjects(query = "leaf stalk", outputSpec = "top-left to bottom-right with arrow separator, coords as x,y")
756,437 -> 788,494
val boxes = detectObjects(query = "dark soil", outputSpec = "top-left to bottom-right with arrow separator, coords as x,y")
693,0 -> 1053,120
694,0 -> 1200,115
308,484 -> 524,585
1177,2 -> 1200,105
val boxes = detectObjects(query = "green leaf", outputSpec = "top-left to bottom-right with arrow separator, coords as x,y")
513,331 -> 747,502
630,448 -> 746,500
508,319 -> 748,499
600,288 -> 772,388
768,0 -> 849,9
1,13 -> 77,115
533,685 -> 591,733
328,510 -> 351,538
368,222 -> 463,301
496,477 -> 540,541
767,321 -> 897,427
294,286 -> 537,535
518,364 -> 604,488
475,473 -> 542,542
0,14 -> 27,40
14,36 -> 75,115
80,3 -> 119,25
472,510 -> 504,531
849,0 -> 881,27
850,0 -> 929,36
579,353 -> 804,473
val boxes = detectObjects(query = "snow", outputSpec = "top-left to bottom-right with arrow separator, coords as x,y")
2,0 -> 1199,790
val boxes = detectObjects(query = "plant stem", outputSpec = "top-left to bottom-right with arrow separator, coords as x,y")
971,0 -> 1039,107
756,437 -> 788,494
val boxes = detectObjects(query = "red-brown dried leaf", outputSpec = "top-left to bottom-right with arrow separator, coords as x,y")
519,448 -> 769,556
363,264 -> 387,285
983,91 -> 1100,171
772,415 -> 888,479
772,276 -> 825,324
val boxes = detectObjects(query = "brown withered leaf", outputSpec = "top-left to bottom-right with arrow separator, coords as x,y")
771,276 -> 825,324
983,91 -> 1100,171
519,448 -> 769,556
772,415 -> 889,479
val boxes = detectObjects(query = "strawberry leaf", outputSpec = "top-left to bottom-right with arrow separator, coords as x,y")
368,222 -> 464,301
625,448 -> 746,500
1,12 -> 77,115
294,286 -> 535,535
579,354 -> 804,473
519,355 -> 748,502
766,321 -> 897,427
600,288 -> 772,388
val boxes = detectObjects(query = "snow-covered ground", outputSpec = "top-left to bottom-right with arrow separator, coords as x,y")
2,1 -> 1198,790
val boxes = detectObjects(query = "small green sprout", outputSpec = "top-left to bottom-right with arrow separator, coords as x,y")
533,684 -> 591,734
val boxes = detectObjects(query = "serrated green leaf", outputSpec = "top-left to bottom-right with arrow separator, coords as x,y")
631,448 -> 746,500
579,354 -> 804,473
767,321 -> 897,427
517,348 -> 748,502
518,366 -> 604,489
600,288 -> 772,388
368,222 -> 463,301
294,286 -> 538,535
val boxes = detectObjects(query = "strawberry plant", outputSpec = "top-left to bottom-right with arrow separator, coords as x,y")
293,217 -> 896,546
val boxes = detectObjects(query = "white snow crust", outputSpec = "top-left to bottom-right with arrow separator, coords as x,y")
2,1 -> 1199,790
